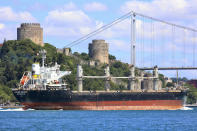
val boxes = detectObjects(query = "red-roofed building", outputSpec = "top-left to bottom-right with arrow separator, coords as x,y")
0,43 -> 3,47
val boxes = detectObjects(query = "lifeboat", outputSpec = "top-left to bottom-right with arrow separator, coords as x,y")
20,76 -> 29,85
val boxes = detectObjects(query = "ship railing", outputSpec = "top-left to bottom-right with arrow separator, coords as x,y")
17,87 -> 47,91
72,89 -> 182,93
82,76 -> 157,79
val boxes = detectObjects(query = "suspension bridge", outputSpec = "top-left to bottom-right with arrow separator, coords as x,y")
65,11 -> 197,79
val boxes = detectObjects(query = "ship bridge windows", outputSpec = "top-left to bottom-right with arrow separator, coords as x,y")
31,79 -> 38,85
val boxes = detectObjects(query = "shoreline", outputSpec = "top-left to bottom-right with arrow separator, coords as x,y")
185,104 -> 197,107
0,105 -> 24,109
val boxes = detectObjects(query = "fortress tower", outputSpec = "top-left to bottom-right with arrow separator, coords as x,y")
17,23 -> 43,46
88,40 -> 109,64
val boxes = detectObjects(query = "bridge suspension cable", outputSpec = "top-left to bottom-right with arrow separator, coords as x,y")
64,12 -> 132,48
183,29 -> 186,67
65,10 -> 197,50
193,32 -> 196,66
64,10 -> 197,78
133,11 -> 197,32
171,25 -> 175,64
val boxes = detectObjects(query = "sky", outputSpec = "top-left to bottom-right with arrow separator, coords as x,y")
1,0 -> 197,78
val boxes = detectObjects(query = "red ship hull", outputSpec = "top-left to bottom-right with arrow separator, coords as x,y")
13,90 -> 186,110
22,100 -> 183,110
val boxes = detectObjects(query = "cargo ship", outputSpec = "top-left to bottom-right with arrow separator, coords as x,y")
12,50 -> 187,110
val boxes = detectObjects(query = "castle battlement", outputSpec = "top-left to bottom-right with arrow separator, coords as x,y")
92,39 -> 105,43
21,23 -> 41,27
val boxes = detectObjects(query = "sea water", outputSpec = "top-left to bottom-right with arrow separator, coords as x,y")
0,107 -> 196,131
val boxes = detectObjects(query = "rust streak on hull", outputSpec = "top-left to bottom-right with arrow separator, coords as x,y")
22,100 -> 183,110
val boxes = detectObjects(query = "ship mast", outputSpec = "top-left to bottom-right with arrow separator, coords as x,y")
39,49 -> 47,68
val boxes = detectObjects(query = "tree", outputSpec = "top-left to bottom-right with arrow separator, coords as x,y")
81,52 -> 89,60
4,63 -> 16,81
0,41 -> 9,58
57,53 -> 65,64
0,84 -> 15,103
109,54 -> 116,60
186,85 -> 197,104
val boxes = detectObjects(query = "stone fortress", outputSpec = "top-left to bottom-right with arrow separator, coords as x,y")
17,23 -> 43,46
15,23 -> 165,90
16,23 -> 108,64
58,40 -> 109,66
88,40 -> 109,64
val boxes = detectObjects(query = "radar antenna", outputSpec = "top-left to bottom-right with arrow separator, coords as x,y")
39,49 -> 47,68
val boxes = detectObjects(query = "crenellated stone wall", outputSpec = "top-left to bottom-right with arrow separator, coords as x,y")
17,23 -> 43,46
88,40 -> 109,64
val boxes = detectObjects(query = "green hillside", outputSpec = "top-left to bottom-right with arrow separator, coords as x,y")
0,39 -> 197,104
0,39 -> 131,103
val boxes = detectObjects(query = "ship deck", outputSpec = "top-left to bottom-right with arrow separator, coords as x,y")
12,88 -> 183,93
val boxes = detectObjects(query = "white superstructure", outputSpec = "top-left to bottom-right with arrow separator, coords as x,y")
19,49 -> 71,90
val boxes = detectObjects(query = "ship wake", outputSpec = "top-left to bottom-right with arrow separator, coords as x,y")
180,106 -> 193,110
0,108 -> 35,111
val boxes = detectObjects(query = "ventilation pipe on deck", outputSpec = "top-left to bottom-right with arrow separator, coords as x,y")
105,65 -> 110,91
129,65 -> 135,91
77,65 -> 83,92
153,66 -> 159,91
136,71 -> 144,91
